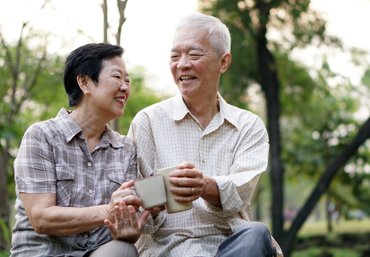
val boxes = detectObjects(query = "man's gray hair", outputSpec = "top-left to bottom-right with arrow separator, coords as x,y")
175,12 -> 231,56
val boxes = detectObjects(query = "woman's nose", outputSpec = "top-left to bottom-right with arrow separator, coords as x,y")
120,81 -> 129,91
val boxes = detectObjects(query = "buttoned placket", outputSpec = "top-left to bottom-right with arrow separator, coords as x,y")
78,137 -> 96,205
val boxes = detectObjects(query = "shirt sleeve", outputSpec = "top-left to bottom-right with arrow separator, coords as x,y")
14,123 -> 57,194
128,113 -> 167,233
128,112 -> 157,177
211,116 -> 269,213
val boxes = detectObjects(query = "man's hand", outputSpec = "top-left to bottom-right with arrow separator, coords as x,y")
168,162 -> 205,202
168,162 -> 221,207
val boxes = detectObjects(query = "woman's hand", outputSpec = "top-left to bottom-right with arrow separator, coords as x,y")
146,206 -> 165,218
104,201 -> 150,243
110,180 -> 142,208
107,180 -> 142,221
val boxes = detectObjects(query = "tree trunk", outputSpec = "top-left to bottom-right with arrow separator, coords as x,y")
326,195 -> 333,233
102,0 -> 108,43
256,21 -> 285,242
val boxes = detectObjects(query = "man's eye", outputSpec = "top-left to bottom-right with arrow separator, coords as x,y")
189,54 -> 202,59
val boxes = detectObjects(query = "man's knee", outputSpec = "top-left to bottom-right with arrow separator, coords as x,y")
246,222 -> 271,237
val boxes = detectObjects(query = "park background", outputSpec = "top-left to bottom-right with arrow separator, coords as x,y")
0,0 -> 369,256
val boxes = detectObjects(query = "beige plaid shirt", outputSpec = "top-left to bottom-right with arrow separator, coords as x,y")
128,93 -> 270,257
11,108 -> 137,257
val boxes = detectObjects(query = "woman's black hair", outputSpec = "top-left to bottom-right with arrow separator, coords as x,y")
63,43 -> 123,107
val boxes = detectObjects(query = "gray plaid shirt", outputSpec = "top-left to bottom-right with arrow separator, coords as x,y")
11,108 -> 138,257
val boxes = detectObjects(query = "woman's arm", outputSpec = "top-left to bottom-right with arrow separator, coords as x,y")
21,181 -> 142,236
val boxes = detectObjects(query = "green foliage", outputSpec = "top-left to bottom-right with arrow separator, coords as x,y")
0,250 -> 10,257
118,67 -> 164,134
0,219 -> 10,247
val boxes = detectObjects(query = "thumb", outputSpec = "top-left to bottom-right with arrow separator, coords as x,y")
178,162 -> 195,169
138,210 -> 151,228
118,180 -> 135,190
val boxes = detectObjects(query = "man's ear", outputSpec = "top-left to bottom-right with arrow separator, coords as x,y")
220,53 -> 232,74
76,75 -> 91,95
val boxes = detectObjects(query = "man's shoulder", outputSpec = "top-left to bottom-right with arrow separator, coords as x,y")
135,97 -> 173,117
223,102 -> 260,123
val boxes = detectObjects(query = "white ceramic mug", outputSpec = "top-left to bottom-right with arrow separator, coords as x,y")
158,166 -> 193,213
134,175 -> 167,209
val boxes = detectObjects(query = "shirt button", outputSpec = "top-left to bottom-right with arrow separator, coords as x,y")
83,232 -> 89,238
88,189 -> 94,194
87,162 -> 92,167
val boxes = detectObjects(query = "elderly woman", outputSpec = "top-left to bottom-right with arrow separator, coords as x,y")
10,43 -> 148,257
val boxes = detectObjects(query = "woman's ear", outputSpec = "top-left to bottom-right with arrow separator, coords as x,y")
76,75 -> 90,95
219,53 -> 232,74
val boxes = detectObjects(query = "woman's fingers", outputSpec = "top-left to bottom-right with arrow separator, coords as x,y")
118,180 -> 135,190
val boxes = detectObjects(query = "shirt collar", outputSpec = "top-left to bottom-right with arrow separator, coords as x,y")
218,94 -> 241,130
55,108 -> 124,148
170,92 -> 240,130
55,108 -> 82,143
171,93 -> 190,121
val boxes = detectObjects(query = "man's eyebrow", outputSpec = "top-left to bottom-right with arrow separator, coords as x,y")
171,45 -> 204,52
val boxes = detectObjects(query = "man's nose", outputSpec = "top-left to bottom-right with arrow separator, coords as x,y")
177,56 -> 191,69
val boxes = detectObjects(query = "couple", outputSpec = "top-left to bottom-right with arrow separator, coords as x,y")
10,13 -> 282,257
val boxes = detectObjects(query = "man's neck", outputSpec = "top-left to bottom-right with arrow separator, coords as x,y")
183,95 -> 219,129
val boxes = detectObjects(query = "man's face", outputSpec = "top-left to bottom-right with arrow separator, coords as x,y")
169,27 -> 222,99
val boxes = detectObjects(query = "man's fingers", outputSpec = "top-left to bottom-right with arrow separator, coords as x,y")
178,162 -> 195,169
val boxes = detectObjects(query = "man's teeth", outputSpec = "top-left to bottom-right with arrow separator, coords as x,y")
116,98 -> 125,103
180,75 -> 193,80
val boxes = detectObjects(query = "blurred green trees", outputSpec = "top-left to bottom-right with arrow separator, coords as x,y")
199,0 -> 370,256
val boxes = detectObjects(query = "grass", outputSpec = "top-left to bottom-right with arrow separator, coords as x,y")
292,248 -> 361,257
298,218 -> 370,236
291,218 -> 370,257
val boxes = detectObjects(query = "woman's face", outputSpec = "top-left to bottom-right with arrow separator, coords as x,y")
85,56 -> 131,121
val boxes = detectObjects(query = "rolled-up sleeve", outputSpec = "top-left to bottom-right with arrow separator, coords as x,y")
213,116 -> 269,213
15,124 -> 56,194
